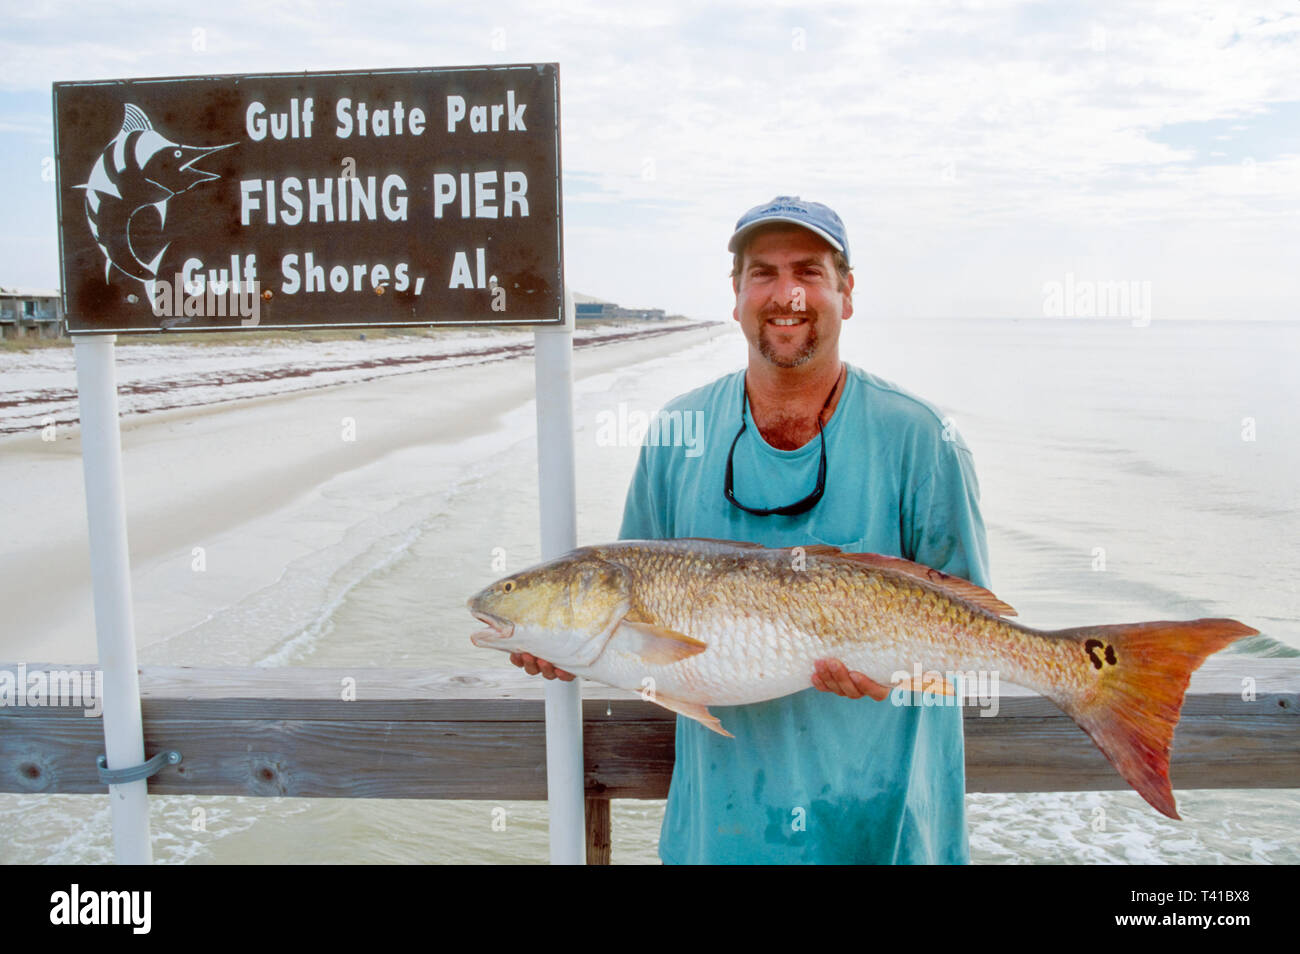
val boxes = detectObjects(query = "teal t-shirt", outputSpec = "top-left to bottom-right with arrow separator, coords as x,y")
617,363 -> 991,864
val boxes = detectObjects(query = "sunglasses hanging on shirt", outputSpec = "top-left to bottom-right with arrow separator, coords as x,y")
724,366 -> 843,517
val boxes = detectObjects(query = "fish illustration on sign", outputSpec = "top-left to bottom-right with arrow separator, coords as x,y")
75,103 -> 234,302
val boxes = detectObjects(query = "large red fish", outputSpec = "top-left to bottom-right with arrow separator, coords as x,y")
469,538 -> 1256,819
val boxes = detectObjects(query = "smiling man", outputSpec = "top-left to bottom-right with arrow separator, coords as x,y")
515,196 -> 991,864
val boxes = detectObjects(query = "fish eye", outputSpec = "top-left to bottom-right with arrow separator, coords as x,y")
173,149 -> 182,158
502,581 -> 515,593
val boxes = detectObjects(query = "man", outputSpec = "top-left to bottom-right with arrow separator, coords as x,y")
514,196 -> 991,863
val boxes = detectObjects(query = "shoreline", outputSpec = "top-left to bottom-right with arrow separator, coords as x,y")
0,320 -> 731,664
0,320 -> 720,436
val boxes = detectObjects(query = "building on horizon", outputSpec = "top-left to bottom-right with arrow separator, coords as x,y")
0,288 -> 63,339
572,291 -> 672,322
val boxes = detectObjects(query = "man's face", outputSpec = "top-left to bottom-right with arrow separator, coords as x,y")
732,227 -> 854,370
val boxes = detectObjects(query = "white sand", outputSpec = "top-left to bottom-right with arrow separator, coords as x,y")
0,323 -> 729,664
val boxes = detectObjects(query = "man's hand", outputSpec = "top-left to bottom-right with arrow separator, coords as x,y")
811,659 -> 890,701
510,654 -> 880,694
509,652 -> 575,682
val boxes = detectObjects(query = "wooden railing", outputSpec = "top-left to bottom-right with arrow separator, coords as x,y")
3,657 -> 1296,863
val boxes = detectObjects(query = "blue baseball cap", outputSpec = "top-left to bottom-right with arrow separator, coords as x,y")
727,196 -> 850,265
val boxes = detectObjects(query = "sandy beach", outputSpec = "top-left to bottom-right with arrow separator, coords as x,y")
2,316 -> 1295,866
0,321 -> 730,665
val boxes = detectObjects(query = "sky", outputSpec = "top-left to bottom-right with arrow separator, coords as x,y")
1,0 -> 1298,322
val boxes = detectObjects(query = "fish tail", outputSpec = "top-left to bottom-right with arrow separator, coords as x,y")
1048,617 -> 1255,819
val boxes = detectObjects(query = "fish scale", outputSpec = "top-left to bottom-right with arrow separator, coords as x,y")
468,537 -> 1256,818
621,543 -> 1037,693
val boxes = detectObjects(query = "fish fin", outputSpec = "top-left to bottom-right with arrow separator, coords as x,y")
611,619 -> 708,665
673,538 -> 1018,616
143,241 -> 169,278
676,537 -> 836,559
677,537 -> 767,549
121,103 -> 152,134
685,539 -> 840,558
153,199 -> 168,229
836,552 -> 1018,617
1051,617 -> 1256,820
650,692 -> 733,738
891,673 -> 956,696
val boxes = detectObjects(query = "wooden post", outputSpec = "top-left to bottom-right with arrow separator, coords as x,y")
585,797 -> 611,865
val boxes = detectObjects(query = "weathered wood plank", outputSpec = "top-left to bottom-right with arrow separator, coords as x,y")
1,712 -> 679,798
1,659 -> 1295,799
8,657 -> 1290,713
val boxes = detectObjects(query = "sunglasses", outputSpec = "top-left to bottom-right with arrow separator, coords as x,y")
724,367 -> 842,517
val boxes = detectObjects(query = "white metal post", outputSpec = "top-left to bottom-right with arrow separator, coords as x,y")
73,334 -> 153,864
533,290 -> 584,864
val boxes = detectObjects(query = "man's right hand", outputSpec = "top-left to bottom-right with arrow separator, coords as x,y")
509,652 -> 575,681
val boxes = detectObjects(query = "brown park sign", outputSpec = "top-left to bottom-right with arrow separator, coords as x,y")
54,64 -> 563,334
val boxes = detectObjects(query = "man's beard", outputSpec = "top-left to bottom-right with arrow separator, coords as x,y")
757,307 -> 820,368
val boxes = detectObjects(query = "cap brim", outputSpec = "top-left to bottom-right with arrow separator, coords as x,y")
727,216 -> 846,255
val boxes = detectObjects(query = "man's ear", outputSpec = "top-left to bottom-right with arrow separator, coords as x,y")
732,275 -> 741,322
841,271 -> 855,321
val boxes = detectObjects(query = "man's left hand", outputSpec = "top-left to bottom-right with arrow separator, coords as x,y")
811,659 -> 891,701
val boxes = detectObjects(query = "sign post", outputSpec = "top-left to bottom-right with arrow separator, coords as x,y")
535,291 -> 584,864
73,334 -> 152,864
54,63 -> 575,862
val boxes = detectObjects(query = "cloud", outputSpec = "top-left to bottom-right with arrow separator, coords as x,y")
4,0 -> 1298,317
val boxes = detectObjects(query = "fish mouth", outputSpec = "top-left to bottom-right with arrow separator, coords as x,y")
470,610 -> 515,647
179,143 -> 233,184
148,142 -> 236,195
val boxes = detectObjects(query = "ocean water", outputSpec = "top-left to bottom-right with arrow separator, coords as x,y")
3,317 -> 1297,864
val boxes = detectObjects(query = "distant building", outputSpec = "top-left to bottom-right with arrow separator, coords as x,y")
0,288 -> 64,339
572,291 -> 669,322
